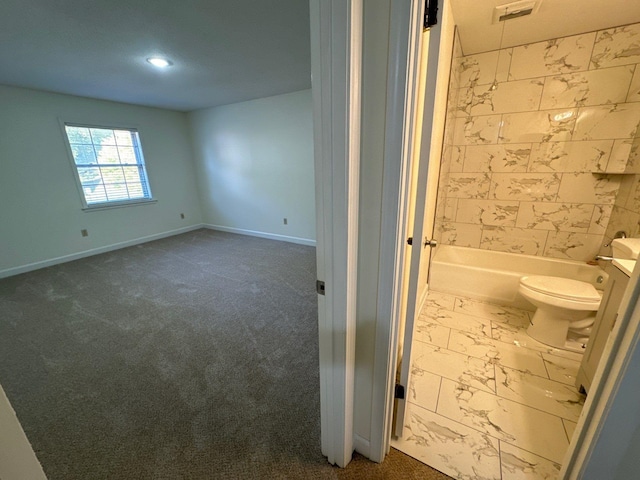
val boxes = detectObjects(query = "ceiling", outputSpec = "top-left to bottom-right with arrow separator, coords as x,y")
3,1 -> 639,112
0,0 -> 311,111
450,0 -> 640,55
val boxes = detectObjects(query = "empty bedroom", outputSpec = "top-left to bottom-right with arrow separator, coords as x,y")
0,0 -> 329,478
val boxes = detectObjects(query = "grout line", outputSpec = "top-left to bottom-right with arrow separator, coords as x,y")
542,355 -> 552,380
587,31 -> 598,72
498,439 -> 504,480
536,76 -> 546,112
434,376 -> 444,413
561,418 -> 572,444
624,64 -> 637,102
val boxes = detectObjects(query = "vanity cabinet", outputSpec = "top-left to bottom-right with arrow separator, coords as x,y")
576,262 -> 629,394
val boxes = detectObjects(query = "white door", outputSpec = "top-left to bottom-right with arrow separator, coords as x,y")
394,2 -> 456,437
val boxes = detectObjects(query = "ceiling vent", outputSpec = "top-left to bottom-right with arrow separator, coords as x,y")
493,0 -> 540,23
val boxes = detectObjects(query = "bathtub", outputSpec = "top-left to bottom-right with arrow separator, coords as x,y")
429,245 -> 608,310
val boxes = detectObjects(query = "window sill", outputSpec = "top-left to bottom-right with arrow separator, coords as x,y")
82,199 -> 157,212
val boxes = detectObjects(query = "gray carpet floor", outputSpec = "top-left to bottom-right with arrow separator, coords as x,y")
0,229 -> 450,479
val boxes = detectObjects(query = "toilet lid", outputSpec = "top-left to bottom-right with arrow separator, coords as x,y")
520,275 -> 601,302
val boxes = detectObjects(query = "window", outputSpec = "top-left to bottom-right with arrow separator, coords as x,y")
63,124 -> 153,208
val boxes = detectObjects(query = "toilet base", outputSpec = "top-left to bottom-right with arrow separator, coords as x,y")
527,308 -> 593,353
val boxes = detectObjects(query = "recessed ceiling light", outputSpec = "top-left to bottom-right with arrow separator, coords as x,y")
146,57 -> 173,68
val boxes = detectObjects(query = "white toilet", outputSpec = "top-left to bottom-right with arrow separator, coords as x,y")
518,276 -> 602,352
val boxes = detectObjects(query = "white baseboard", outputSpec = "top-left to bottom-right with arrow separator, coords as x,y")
0,225 -> 203,279
354,434 -> 371,459
203,224 -> 316,247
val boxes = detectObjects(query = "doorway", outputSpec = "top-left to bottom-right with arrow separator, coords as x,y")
389,2 -> 640,479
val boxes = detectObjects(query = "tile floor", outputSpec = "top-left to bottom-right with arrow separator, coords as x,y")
392,290 -> 586,480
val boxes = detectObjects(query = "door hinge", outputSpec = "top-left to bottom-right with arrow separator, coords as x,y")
407,237 -> 413,246
316,280 -> 325,295
424,0 -> 439,29
395,383 -> 405,400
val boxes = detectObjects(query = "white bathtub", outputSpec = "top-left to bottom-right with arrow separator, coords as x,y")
429,245 -> 608,310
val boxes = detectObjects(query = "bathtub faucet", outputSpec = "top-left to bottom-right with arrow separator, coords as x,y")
594,255 -> 614,262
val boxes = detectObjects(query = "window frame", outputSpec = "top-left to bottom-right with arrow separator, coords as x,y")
60,120 -> 156,210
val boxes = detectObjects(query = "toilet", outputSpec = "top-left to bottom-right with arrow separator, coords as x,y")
518,275 -> 602,352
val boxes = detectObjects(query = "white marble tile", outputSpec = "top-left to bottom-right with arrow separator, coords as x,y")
439,222 -> 483,248
480,226 -> 549,256
471,79 -> 544,116
588,205 -> 614,235
448,145 -> 465,172
499,110 -> 577,144
454,115 -> 502,145
448,173 -> 491,199
490,323 -> 584,362
442,198 -> 458,222
607,139 -> 636,173
437,378 -> 569,463
448,330 -> 547,378
454,297 -> 531,327
595,138 -> 633,173
603,205 -> 640,242
489,173 -> 561,202
515,202 -> 594,233
500,442 -> 562,480
495,365 -> 585,421
456,199 -> 519,226
420,306 -> 493,340
408,367 -> 442,411
556,173 -> 620,205
459,49 -> 511,88
624,175 -> 640,212
591,24 -> 640,69
413,340 -> 496,393
528,140 -> 613,173
414,319 -> 451,348
627,66 -> 640,102
543,231 -> 603,261
509,33 -> 596,80
463,144 -> 531,172
573,103 -> 640,140
542,353 -> 581,386
563,419 -> 578,443
613,175 -> 635,210
392,402 -> 502,480
455,87 -> 473,117
540,66 -> 634,109
424,291 -> 457,311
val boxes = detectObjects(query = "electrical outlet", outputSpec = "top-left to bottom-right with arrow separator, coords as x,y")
81,229 -> 88,237
283,218 -> 288,225
180,213 -> 185,219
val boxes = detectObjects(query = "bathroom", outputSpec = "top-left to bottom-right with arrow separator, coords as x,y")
392,2 -> 640,479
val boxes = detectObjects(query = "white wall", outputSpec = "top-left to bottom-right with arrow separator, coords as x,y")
0,85 -> 203,276
188,90 -> 316,244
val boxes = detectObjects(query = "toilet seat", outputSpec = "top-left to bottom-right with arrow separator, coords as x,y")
520,275 -> 601,303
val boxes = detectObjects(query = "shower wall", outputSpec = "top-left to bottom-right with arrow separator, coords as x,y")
603,131 -> 640,248
434,22 -> 640,262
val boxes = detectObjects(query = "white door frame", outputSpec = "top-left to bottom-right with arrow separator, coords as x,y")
367,0 -> 425,462
310,0 -> 362,468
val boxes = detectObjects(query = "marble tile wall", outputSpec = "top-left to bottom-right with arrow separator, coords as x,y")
434,23 -> 640,261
